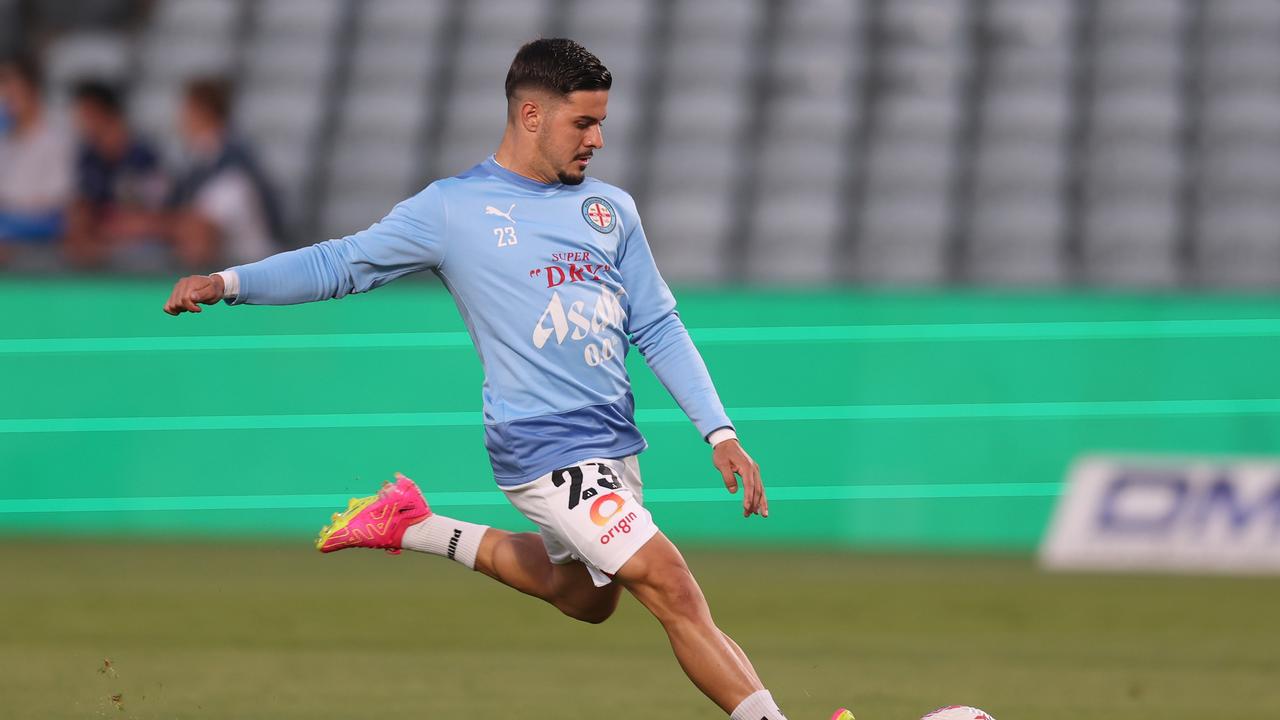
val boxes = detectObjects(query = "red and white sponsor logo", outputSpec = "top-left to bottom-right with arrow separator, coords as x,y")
599,510 -> 639,545
540,263 -> 610,287
528,251 -> 612,288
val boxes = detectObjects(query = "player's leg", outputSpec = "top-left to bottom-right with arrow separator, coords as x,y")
721,628 -> 764,689
316,472 -> 620,624
614,531 -> 786,720
502,456 -> 787,718
472,528 -> 622,624
318,466 -> 792,717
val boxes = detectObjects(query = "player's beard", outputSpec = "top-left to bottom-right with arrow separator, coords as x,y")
557,166 -> 586,185
556,153 -> 589,185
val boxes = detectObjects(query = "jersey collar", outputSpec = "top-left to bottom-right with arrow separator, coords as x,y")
484,155 -> 565,193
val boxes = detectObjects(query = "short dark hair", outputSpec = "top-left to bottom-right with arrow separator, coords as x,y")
504,38 -> 611,100
72,79 -> 124,115
0,53 -> 42,90
184,77 -> 233,123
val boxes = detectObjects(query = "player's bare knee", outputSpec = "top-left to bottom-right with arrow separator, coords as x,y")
577,608 -> 613,625
549,574 -> 621,624
555,593 -> 619,624
567,602 -> 616,625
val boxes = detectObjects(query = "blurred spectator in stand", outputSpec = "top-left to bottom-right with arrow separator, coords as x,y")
0,53 -> 73,268
167,78 -> 282,269
65,79 -> 169,270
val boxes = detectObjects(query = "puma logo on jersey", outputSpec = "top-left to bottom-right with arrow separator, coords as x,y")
484,203 -> 516,223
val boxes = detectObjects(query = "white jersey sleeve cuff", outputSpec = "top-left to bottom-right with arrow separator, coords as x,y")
707,426 -> 738,446
213,270 -> 240,299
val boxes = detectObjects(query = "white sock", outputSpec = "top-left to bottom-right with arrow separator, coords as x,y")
730,689 -> 787,720
399,514 -> 487,569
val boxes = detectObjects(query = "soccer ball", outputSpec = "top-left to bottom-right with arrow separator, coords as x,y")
920,707 -> 995,720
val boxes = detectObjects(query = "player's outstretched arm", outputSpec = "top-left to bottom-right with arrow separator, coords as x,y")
162,184 -> 448,312
713,437 -> 767,518
163,273 -> 224,315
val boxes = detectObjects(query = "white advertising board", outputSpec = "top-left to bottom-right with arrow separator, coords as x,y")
1040,455 -> 1280,574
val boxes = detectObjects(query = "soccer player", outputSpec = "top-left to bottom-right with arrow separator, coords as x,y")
163,39 -> 853,720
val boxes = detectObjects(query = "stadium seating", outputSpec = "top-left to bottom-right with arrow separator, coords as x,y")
14,0 -> 1280,288
320,0 -> 448,239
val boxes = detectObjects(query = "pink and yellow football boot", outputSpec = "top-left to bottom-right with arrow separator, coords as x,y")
315,472 -> 431,554
831,709 -> 855,720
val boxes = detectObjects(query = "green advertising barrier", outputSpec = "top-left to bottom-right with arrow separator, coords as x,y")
3,277 -> 1280,550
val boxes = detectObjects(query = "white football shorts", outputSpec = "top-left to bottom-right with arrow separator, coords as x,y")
501,455 -> 658,587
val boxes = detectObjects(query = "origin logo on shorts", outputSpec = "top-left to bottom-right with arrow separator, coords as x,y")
588,491 -> 626,526
581,196 -> 617,233
599,510 -> 639,545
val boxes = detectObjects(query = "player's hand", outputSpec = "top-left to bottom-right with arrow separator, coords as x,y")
163,274 -> 224,315
713,438 -> 767,518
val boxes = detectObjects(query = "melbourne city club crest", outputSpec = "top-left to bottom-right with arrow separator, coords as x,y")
581,196 -> 617,234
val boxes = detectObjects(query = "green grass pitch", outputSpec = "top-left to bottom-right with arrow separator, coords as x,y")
1,539 -> 1277,719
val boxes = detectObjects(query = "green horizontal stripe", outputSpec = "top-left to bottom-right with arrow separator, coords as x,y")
693,318 -> 1280,343
3,399 -> 1280,434
5,318 -> 1280,354
0,411 -> 481,434
0,331 -> 473,354
0,482 -> 1062,514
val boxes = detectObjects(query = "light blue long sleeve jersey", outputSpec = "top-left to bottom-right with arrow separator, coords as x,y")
227,156 -> 734,486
